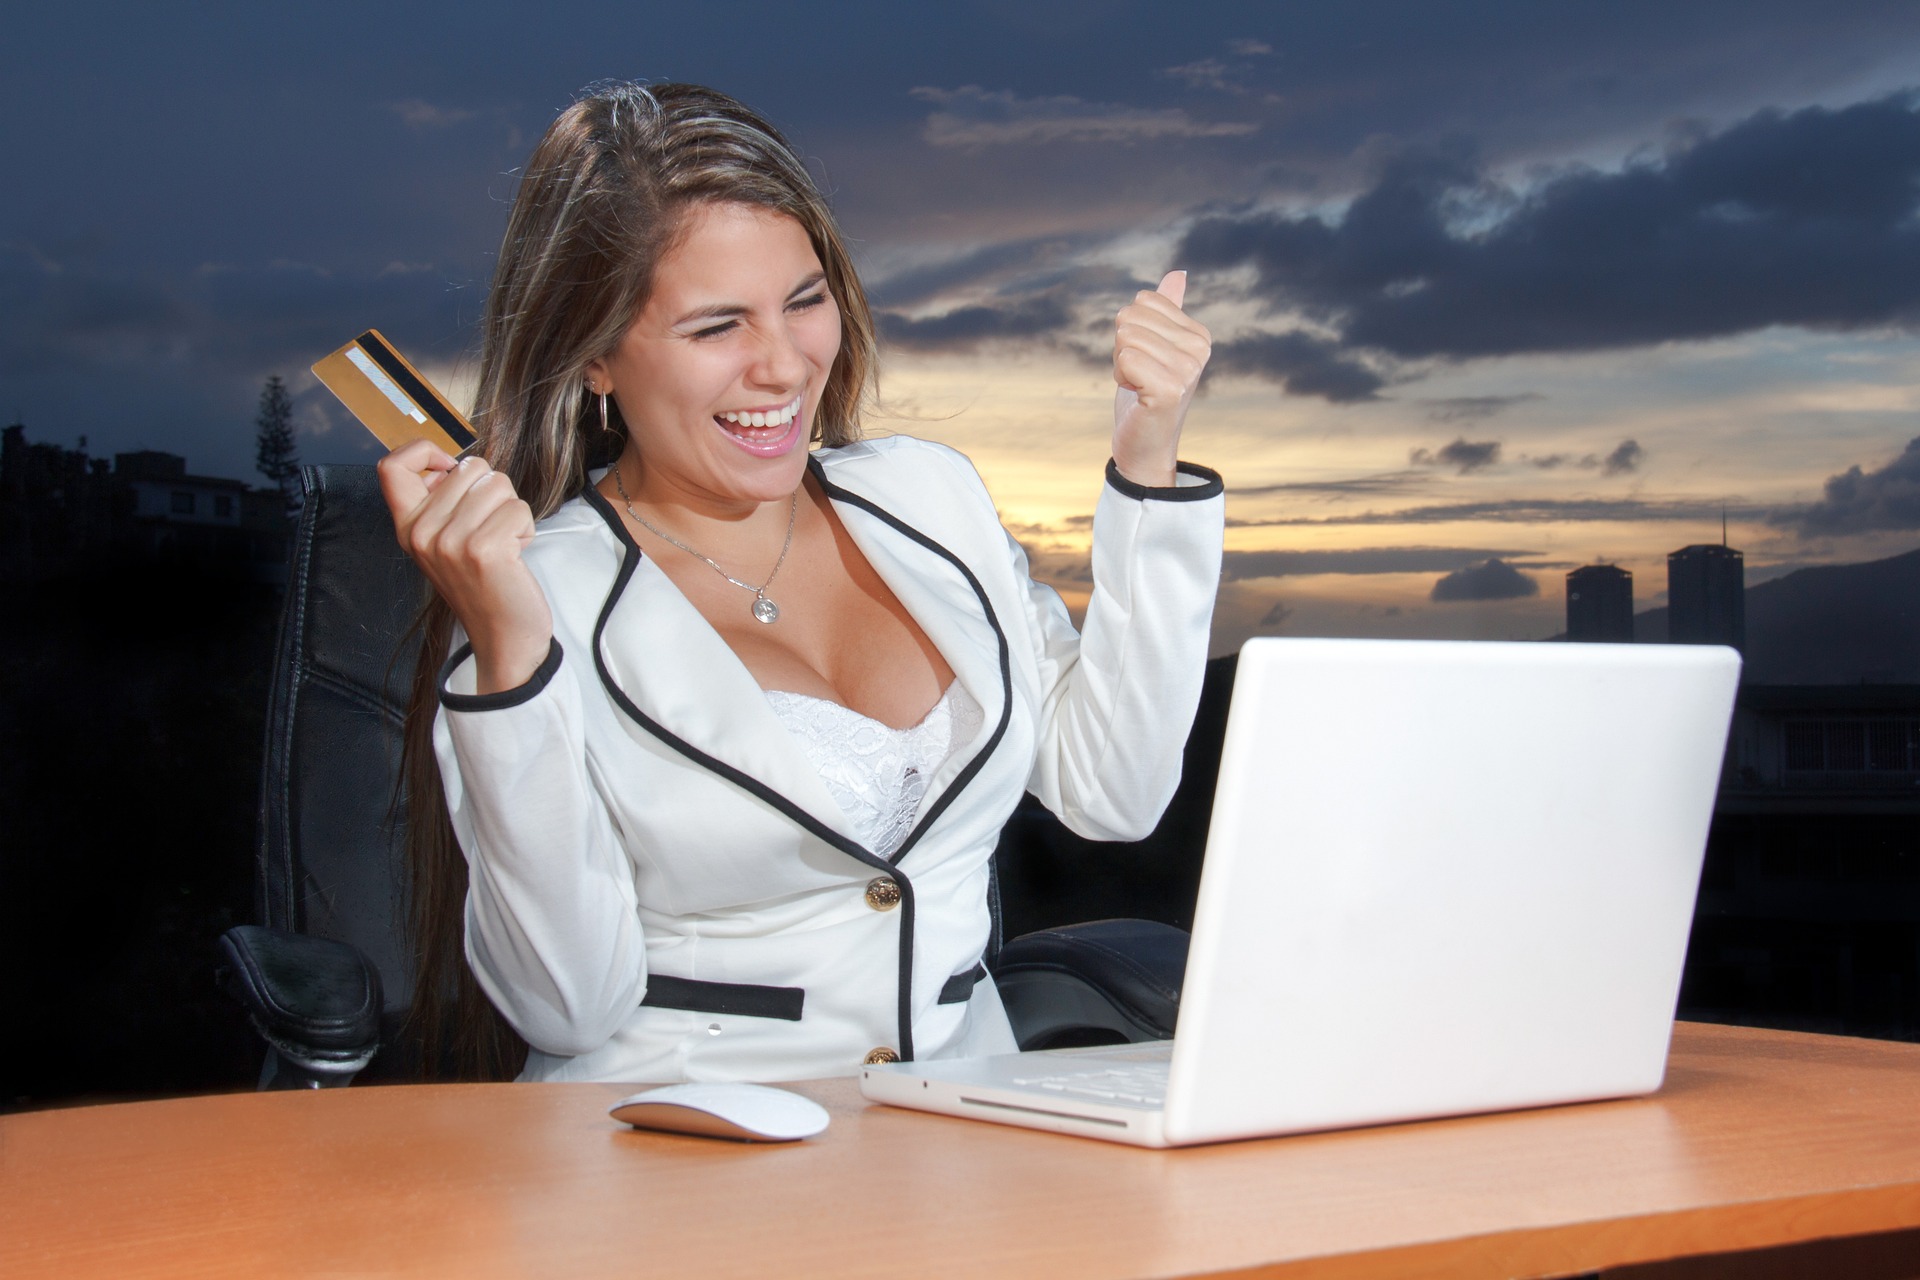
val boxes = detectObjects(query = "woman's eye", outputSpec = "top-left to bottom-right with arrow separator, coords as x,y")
691,321 -> 738,341
788,292 -> 828,312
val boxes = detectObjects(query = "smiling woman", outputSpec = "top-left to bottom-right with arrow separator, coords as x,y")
375,81 -> 1224,1085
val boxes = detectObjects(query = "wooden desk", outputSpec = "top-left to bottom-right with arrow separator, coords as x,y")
4,1023 -> 1919,1279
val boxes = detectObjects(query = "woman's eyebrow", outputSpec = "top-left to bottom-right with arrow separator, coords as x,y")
671,273 -> 830,327
786,271 -> 827,299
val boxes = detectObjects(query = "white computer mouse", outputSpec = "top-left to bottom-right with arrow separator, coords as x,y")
609,1082 -> 831,1142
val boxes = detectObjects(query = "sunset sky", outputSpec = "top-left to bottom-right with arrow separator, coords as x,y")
7,1 -> 1919,652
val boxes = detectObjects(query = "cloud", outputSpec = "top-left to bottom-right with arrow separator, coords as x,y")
1411,437 -> 1501,473
1209,330 -> 1384,402
1518,438 -> 1645,473
1782,436 -> 1920,534
1258,600 -> 1294,628
1603,438 -> 1645,476
1229,496 -> 1754,527
912,85 -> 1258,148
1178,93 -> 1920,376
1227,38 -> 1273,57
1430,559 -> 1540,601
0,244 -> 474,477
877,293 -> 1075,351
868,249 -> 1155,356
1232,470 -> 1429,498
388,100 -> 477,130
1163,59 -> 1237,94
864,235 -> 1108,309
1421,394 -> 1542,422
1223,546 -> 1542,579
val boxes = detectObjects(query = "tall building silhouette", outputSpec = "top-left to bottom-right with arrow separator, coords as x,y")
1566,564 -> 1634,641
1668,543 -> 1745,649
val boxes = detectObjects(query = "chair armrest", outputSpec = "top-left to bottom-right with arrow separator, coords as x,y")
990,918 -> 1189,1051
216,925 -> 382,1085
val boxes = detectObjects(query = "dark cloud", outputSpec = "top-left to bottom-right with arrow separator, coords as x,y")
1781,436 -> 1920,534
1209,331 -> 1384,402
870,254 -> 1155,355
1258,600 -> 1294,629
877,294 -> 1075,352
1180,93 -> 1920,377
1411,437 -> 1501,473
11,2 -> 1920,472
1422,394 -> 1543,422
910,85 -> 1258,148
864,234 -> 1106,309
1430,559 -> 1540,602
1004,513 -> 1095,540
1232,470 -> 1428,497
1519,438 -> 1644,473
1224,546 -> 1541,579
1603,438 -> 1645,476
0,247 -> 473,477
1230,497 -> 1755,527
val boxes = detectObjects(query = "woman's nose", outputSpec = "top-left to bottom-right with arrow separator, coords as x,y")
747,322 -> 808,391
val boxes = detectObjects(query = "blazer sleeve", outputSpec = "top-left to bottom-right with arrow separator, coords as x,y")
1016,459 -> 1226,840
432,628 -> 647,1058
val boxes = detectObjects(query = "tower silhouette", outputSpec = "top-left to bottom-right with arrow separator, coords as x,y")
1667,543 -> 1744,650
1566,564 -> 1634,642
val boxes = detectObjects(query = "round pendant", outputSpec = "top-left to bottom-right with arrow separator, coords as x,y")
752,596 -> 780,625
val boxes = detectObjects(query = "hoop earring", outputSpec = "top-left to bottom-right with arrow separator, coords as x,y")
599,392 -> 609,436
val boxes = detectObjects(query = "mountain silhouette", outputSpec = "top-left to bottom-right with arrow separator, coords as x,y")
1631,546 -> 1920,683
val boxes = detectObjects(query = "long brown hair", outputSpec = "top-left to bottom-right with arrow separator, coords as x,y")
400,81 -> 879,1079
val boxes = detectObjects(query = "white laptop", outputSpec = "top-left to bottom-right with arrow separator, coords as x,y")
861,637 -> 1742,1146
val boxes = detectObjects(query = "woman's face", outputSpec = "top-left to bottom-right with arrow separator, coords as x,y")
589,201 -> 843,508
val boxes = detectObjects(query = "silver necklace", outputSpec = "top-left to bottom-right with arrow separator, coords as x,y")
611,462 -> 798,625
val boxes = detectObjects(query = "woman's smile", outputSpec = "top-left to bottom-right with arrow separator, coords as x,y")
714,391 -> 807,457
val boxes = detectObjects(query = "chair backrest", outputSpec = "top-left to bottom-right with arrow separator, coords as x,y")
256,464 -> 424,1069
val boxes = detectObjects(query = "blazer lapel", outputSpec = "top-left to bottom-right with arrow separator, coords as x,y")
578,466 -> 1013,860
581,486 -> 861,845
812,461 -> 1012,820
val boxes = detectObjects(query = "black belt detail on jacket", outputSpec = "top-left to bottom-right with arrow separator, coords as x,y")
938,963 -> 988,1005
640,975 -> 804,1021
579,465 -> 1018,1067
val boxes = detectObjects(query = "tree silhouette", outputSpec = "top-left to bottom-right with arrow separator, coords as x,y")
253,376 -> 299,509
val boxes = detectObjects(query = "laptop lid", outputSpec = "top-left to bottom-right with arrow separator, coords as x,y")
1163,638 -> 1740,1145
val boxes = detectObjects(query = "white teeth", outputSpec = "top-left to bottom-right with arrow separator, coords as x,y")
718,394 -> 804,429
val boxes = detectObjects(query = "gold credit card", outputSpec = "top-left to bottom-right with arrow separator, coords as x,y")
312,329 -> 478,457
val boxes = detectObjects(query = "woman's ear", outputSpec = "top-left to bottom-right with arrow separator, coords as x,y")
584,357 -> 611,397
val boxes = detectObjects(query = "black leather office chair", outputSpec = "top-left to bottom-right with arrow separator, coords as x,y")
218,464 -> 1190,1087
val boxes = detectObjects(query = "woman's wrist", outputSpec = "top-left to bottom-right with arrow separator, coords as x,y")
1109,446 -> 1178,490
474,631 -> 555,695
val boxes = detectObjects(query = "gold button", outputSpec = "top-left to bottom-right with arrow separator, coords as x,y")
864,877 -> 901,911
864,1047 -> 901,1066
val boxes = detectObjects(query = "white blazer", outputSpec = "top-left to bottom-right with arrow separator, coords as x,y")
433,435 -> 1224,1083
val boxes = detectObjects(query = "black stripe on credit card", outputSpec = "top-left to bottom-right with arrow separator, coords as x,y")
354,330 -> 477,449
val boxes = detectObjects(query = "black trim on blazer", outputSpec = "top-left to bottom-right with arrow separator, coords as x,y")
1103,459 -> 1225,503
938,963 -> 987,1005
641,974 -> 804,1021
805,455 -> 1015,871
437,637 -> 565,711
578,467 -> 1016,1063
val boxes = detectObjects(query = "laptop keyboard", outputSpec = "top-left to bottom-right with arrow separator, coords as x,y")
1008,1063 -> 1170,1107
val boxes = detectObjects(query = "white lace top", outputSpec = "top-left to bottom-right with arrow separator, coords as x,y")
765,682 -> 985,857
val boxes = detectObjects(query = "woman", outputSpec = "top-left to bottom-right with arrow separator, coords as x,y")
379,81 -> 1223,1083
